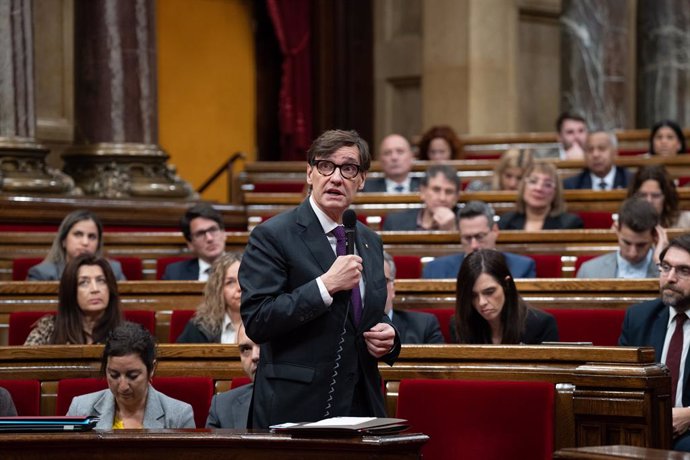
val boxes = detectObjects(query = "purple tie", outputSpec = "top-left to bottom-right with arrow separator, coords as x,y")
332,226 -> 362,326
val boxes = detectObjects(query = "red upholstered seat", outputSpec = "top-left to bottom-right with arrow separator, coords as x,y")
397,379 -> 554,460
527,254 -> 563,278
576,211 -> 614,229
152,377 -> 214,428
156,256 -> 193,280
169,310 -> 195,343
0,379 -> 41,416
417,308 -> 454,343
112,256 -> 143,280
57,376 -> 214,428
12,257 -> 43,281
393,255 -> 422,279
230,376 -> 251,389
574,255 -> 598,276
9,310 -> 156,345
545,308 -> 625,345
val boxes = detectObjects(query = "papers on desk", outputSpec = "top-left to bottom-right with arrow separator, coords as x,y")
270,417 -> 408,437
0,416 -> 99,432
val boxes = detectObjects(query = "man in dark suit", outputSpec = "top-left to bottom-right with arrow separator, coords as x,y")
423,201 -> 536,279
163,203 -> 226,280
240,129 -> 400,429
383,252 -> 443,344
563,131 -> 631,190
383,164 -> 460,231
619,234 -> 690,451
206,323 -> 259,428
362,134 -> 420,193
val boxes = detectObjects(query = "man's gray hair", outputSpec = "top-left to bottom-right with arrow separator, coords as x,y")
458,200 -> 496,226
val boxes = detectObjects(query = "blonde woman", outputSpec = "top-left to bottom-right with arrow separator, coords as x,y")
176,252 -> 242,343
466,148 -> 534,192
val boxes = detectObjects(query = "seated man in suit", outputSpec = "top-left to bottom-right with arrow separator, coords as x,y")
578,197 -> 663,278
619,234 -> 690,451
423,200 -> 536,279
163,203 -> 226,281
383,252 -> 444,344
563,130 -> 630,190
362,134 -> 420,193
383,164 -> 460,231
206,323 -> 259,428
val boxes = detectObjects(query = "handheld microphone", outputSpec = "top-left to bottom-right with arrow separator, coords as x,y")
342,209 -> 357,256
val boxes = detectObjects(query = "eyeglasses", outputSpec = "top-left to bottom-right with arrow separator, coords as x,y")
461,232 -> 490,244
635,192 -> 664,201
657,262 -> 690,279
525,177 -> 556,190
192,225 -> 221,241
311,160 -> 362,179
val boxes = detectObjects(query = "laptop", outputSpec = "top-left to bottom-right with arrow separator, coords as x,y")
0,415 -> 99,432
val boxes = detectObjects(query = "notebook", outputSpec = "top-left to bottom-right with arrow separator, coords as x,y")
0,415 -> 99,432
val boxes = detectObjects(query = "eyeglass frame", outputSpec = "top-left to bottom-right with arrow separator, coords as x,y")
657,262 -> 690,279
310,159 -> 362,180
191,225 -> 222,241
460,231 -> 490,245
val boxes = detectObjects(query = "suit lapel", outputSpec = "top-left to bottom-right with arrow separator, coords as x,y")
93,391 -> 115,429
296,201 -> 335,274
186,259 -> 200,280
357,224 -> 381,330
142,386 -> 166,428
651,305 -> 669,362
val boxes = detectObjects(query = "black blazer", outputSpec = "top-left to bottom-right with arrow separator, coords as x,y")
498,211 -> 584,230
362,176 -> 421,193
392,310 -> 445,344
562,166 -> 631,190
239,199 -> 400,428
176,319 -> 219,343
162,258 -> 200,281
619,299 -> 690,406
449,308 -> 559,344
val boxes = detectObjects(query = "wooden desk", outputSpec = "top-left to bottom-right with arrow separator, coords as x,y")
0,429 -> 429,460
554,444 -> 690,459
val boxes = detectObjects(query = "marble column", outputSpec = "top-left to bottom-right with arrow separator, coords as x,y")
561,0 -> 632,130
63,0 -> 194,198
637,0 -> 690,127
0,0 -> 75,194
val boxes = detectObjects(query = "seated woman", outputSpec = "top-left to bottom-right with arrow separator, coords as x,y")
498,162 -> 583,231
177,252 -> 242,343
24,254 -> 123,345
417,125 -> 461,161
67,322 -> 195,429
628,164 -> 690,229
466,148 -> 534,192
649,120 -> 686,156
28,210 -> 125,281
451,249 -> 558,344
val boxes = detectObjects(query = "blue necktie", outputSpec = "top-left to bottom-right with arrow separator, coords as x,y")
332,226 -> 362,326
394,185 -> 404,193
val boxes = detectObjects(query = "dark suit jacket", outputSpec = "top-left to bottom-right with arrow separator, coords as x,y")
563,166 -> 631,190
392,310 -> 444,344
422,252 -> 536,279
362,176 -> 421,193
619,299 -> 690,406
498,212 -> 584,230
239,199 -> 400,428
162,258 -> 200,281
206,383 -> 252,428
449,308 -> 559,344
176,319 -> 219,343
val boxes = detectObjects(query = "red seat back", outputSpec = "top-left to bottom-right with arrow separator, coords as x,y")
12,258 -> 43,281
393,255 -> 422,279
152,377 -> 214,428
576,211 -> 614,229
574,255 -> 598,276
169,310 -> 196,342
545,308 -> 625,345
417,308 -> 454,343
156,256 -> 193,280
9,311 -> 53,346
0,379 -> 41,416
57,378 -> 108,415
527,254 -> 563,278
397,379 -> 554,460
112,256 -> 143,280
123,310 -> 156,335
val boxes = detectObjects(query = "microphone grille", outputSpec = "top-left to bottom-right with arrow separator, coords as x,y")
343,209 -> 357,229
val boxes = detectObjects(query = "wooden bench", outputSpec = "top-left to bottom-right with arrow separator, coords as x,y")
0,344 -> 670,450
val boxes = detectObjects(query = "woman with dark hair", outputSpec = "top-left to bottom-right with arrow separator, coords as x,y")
67,322 -> 194,429
418,125 -> 462,161
498,162 -> 583,231
451,249 -> 558,344
628,165 -> 690,229
649,120 -> 686,156
177,252 -> 243,343
24,254 -> 123,345
28,210 -> 125,281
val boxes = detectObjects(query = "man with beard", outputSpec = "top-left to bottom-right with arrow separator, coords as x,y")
619,234 -> 690,451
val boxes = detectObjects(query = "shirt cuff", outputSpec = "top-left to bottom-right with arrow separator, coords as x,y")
316,276 -> 333,307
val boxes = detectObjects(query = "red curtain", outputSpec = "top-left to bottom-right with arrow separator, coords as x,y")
267,0 -> 312,161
